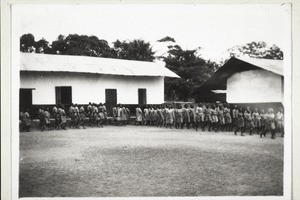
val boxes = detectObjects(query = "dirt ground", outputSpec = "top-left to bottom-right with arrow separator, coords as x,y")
19,125 -> 283,197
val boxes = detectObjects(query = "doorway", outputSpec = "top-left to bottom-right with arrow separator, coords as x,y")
19,88 -> 33,114
105,89 -> 117,116
138,88 -> 147,105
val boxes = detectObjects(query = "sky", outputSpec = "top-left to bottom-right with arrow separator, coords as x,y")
13,4 -> 290,63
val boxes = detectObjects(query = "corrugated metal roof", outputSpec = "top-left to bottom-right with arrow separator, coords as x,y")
197,57 -> 283,91
20,53 -> 180,78
237,57 -> 283,76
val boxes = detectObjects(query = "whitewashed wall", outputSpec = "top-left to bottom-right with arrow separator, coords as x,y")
20,72 -> 164,105
227,69 -> 283,103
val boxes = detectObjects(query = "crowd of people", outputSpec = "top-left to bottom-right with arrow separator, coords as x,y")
19,102 -> 284,139
135,103 -> 284,139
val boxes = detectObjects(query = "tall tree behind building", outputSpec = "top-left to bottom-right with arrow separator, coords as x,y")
228,41 -> 283,60
113,39 -> 155,61
20,33 -> 36,52
158,37 -> 219,101
20,33 -> 155,62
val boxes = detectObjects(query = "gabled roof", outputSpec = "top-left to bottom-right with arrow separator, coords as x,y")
20,53 -> 179,78
198,57 -> 283,91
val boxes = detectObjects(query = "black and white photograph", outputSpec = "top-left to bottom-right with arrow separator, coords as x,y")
11,3 -> 292,199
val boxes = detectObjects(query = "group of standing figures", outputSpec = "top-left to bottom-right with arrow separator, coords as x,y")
20,102 -> 284,140
20,103 -> 110,131
135,103 -> 284,139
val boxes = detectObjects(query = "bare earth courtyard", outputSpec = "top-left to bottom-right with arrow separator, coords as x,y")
19,125 -> 283,197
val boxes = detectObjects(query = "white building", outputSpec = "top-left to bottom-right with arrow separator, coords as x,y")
19,53 -> 179,115
197,57 -> 283,105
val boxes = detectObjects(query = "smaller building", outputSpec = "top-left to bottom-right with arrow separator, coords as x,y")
19,53 -> 179,116
196,57 -> 283,110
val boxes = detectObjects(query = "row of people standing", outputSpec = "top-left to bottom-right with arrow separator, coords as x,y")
233,106 -> 284,139
112,104 -> 131,125
135,103 -> 284,139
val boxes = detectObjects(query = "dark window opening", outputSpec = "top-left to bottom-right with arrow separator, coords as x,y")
138,88 -> 147,105
55,86 -> 72,105
105,89 -> 117,116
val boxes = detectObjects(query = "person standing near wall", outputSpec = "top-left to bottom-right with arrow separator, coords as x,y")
125,106 -> 131,124
218,105 -> 225,131
232,105 -> 239,131
234,108 -> 245,136
181,104 -> 190,129
244,106 -> 253,135
203,104 -> 211,131
209,105 -> 218,132
276,107 -> 284,137
259,109 -> 266,136
143,106 -> 149,125
262,108 -> 276,139
38,108 -> 46,131
252,108 -> 261,134
44,108 -> 51,131
112,105 -> 117,125
189,104 -> 196,129
224,105 -> 232,131
135,105 -> 143,125
78,106 -> 87,129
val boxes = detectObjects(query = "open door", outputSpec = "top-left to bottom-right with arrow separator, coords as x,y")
19,88 -> 33,114
105,89 -> 117,116
138,88 -> 147,105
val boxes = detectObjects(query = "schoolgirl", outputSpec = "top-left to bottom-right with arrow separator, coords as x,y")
244,106 -> 254,135
209,105 -> 219,132
276,107 -> 284,137
218,106 -> 225,131
234,108 -> 245,136
38,108 -> 46,131
224,105 -> 232,131
181,104 -> 190,129
78,106 -> 87,129
57,109 -> 67,130
143,106 -> 150,125
261,108 -> 276,139
189,104 -> 196,129
125,106 -> 131,124
252,108 -> 261,134
44,108 -> 51,131
135,105 -> 143,125
232,105 -> 239,130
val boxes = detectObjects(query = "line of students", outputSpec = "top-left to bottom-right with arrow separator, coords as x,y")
20,102 -> 284,139
32,103 -> 109,131
135,103 -> 284,139
111,104 -> 131,125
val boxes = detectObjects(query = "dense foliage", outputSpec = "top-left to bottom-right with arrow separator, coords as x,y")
228,41 -> 283,60
161,44 -> 219,101
20,33 -> 154,61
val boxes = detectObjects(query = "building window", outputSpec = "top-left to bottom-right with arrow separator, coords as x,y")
105,89 -> 117,116
138,88 -> 147,105
55,86 -> 72,105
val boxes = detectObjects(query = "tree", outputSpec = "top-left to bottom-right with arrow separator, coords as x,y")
20,34 -> 155,62
34,38 -> 52,54
20,33 -> 35,52
228,41 -> 283,60
163,44 -> 219,101
157,36 -> 176,43
51,34 -> 116,57
113,39 -> 155,61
